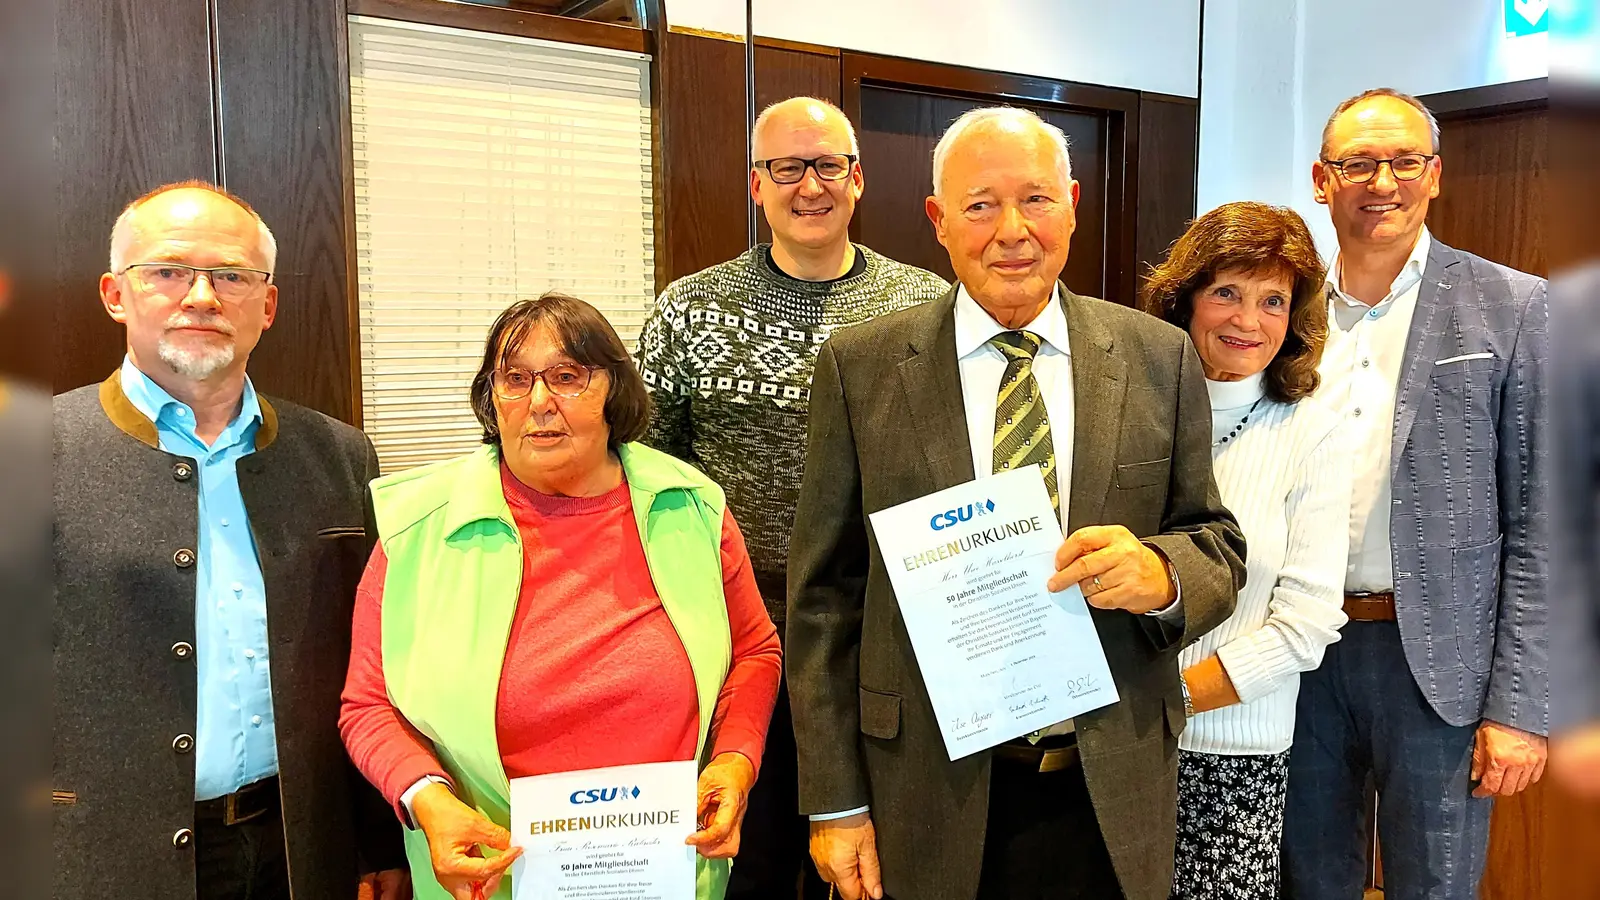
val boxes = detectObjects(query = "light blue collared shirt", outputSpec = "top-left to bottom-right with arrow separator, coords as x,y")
120,358 -> 277,801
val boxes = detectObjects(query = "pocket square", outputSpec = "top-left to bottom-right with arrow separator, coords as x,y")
1433,352 -> 1494,366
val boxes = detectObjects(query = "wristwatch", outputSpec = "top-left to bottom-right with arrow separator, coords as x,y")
1180,678 -> 1195,718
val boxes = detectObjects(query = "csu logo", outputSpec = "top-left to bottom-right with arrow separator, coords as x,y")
569,786 -> 643,805
929,498 -> 996,531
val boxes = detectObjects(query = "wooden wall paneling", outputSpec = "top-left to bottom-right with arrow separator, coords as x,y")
54,0 -> 218,394
1537,784 -> 1600,899
752,42 -> 841,246
753,41 -> 841,109
4,0 -> 56,384
1426,107 -> 1548,279
1483,781 -> 1543,900
654,30 -> 753,290
1133,93 -> 1199,295
213,0 -> 358,423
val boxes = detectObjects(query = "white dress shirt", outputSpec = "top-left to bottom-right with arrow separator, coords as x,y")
1317,228 -> 1432,592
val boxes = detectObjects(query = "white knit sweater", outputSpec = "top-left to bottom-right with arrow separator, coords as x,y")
1179,373 -> 1351,755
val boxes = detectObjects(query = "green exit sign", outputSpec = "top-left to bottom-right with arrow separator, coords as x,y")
1506,0 -> 1548,37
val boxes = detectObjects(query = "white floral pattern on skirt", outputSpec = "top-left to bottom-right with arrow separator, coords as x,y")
1171,748 -> 1291,900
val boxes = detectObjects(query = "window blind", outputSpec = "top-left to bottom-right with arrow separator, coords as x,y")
349,16 -> 655,472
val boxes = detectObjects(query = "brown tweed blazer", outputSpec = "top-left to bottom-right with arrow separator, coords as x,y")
786,285 -> 1246,900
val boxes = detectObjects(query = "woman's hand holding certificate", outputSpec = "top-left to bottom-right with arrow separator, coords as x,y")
684,752 -> 756,859
412,782 -> 522,900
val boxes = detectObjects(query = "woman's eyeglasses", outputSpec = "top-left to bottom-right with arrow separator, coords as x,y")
491,364 -> 600,400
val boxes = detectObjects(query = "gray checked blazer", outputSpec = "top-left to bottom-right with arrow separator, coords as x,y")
1390,240 -> 1548,736
786,285 -> 1247,900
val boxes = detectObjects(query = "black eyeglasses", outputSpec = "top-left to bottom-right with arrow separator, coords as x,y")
492,363 -> 601,400
120,263 -> 274,301
1321,154 -> 1436,184
752,154 -> 858,185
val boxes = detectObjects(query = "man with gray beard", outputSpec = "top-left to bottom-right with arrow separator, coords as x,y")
52,182 -> 407,900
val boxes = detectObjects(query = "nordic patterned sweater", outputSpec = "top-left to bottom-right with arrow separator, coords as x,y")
636,243 -> 949,620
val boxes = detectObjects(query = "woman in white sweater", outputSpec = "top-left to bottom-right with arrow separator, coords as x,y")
1143,201 -> 1351,899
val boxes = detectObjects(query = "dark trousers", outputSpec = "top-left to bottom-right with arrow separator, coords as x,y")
728,665 -> 831,900
975,753 -> 1123,900
194,791 -> 290,900
1282,622 -> 1491,900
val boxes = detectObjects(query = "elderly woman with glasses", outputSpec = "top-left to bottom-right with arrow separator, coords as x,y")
340,292 -> 782,900
1141,202 -> 1351,900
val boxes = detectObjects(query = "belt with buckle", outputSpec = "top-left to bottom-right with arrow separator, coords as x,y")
1343,591 -> 1397,622
992,736 -> 1081,773
196,776 -> 280,826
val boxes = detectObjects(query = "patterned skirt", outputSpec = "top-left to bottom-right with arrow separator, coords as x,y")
1171,748 -> 1291,900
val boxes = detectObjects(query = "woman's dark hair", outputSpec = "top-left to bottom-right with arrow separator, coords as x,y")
469,291 -> 651,450
1141,201 -> 1329,403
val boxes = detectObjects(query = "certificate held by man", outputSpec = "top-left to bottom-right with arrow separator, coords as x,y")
867,465 -> 1119,759
509,759 -> 697,900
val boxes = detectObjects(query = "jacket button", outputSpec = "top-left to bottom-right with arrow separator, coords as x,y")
173,734 -> 194,754
172,641 -> 194,660
173,828 -> 194,849
173,548 -> 196,568
173,462 -> 194,481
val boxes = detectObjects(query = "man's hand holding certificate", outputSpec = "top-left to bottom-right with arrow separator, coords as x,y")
867,466 -> 1120,760
1049,524 -> 1180,613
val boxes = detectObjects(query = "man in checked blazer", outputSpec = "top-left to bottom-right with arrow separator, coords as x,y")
786,107 -> 1246,900
1282,89 -> 1549,900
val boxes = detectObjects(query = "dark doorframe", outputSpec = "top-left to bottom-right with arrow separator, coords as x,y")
1419,77 -> 1548,121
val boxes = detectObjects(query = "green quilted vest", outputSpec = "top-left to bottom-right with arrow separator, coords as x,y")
371,442 -> 734,899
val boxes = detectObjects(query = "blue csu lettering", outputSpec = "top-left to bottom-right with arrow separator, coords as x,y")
569,786 -> 643,804
930,499 -> 997,531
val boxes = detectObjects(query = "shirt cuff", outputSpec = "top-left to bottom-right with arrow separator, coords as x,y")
399,775 -> 454,830
809,805 -> 871,822
1141,542 -> 1183,623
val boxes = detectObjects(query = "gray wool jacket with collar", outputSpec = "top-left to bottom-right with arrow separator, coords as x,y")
53,370 -> 403,899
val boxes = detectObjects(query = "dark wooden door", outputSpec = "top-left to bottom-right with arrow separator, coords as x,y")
1428,107 -> 1547,277
840,53 -> 1140,305
852,85 -> 1113,299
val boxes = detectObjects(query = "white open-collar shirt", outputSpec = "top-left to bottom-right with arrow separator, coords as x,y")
1319,228 -> 1432,592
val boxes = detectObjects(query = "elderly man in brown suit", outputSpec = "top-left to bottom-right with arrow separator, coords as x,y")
786,107 -> 1246,900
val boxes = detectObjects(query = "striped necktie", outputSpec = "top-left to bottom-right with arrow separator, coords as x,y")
990,330 -> 1059,519
990,330 -> 1069,742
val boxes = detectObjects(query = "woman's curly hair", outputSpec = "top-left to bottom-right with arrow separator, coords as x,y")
1141,201 -> 1329,403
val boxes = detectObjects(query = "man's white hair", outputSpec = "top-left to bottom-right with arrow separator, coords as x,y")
108,183 -> 278,274
750,96 -> 860,161
931,106 -> 1074,198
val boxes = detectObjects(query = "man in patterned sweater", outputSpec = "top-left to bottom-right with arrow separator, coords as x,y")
636,96 -> 947,899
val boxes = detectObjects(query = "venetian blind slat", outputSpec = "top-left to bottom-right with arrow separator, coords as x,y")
349,16 -> 655,473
